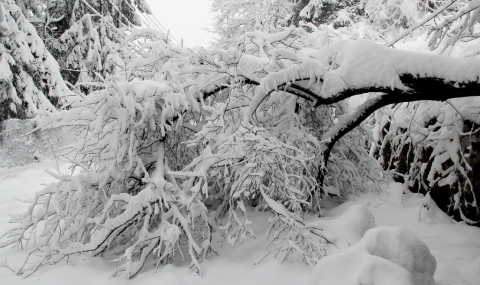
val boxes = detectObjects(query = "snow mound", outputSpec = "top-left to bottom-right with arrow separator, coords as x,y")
309,227 -> 436,285
381,182 -> 406,205
358,227 -> 437,283
464,256 -> 480,283
384,182 -> 405,195
310,204 -> 376,248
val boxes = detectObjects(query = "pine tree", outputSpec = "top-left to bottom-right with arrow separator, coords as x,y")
0,0 -> 70,122
293,0 -> 365,28
20,0 -> 152,94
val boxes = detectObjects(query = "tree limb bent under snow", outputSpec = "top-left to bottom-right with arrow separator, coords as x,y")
214,39 -> 480,184
321,74 -> 480,169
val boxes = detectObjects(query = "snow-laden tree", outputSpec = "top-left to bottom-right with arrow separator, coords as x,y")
212,0 -> 374,47
365,0 -> 431,37
293,0 -> 365,28
2,0 -> 480,279
368,0 -> 479,49
1,0 -> 152,122
211,0 -> 294,47
2,21 -> 480,277
372,99 -> 480,224
19,0 -> 152,94
370,0 -> 480,225
0,0 -> 70,122
0,27 -> 341,277
212,0 -> 383,197
16,0 -> 150,34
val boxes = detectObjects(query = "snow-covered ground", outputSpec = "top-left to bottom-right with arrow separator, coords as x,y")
0,162 -> 479,284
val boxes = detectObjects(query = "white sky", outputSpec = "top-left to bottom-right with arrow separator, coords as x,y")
145,0 -> 216,48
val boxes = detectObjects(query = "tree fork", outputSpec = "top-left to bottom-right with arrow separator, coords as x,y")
317,74 -> 480,186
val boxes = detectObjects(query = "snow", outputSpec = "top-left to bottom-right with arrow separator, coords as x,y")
244,35 -> 480,125
308,203 -> 376,249
362,183 -> 480,285
0,0 -> 73,118
3,0 -> 480,283
316,39 -> 480,98
420,193 -> 454,225
1,166 -> 480,284
0,162 -> 311,284
309,226 -> 435,285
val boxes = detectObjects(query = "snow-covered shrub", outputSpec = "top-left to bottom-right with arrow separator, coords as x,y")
373,99 -> 480,225
182,101 -> 328,264
0,32 -> 212,277
0,25 -> 386,277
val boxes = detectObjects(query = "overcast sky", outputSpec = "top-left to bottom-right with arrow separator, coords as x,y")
145,0 -> 216,47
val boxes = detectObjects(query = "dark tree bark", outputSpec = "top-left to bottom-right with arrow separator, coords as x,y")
316,75 -> 480,185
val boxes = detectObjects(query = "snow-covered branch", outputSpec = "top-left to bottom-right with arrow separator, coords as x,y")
2,20 -> 480,278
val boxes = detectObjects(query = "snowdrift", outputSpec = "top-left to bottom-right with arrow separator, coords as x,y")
310,226 -> 436,285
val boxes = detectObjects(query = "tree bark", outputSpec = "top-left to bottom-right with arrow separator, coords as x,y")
316,74 -> 480,185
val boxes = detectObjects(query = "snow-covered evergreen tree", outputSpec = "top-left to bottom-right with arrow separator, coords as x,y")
19,0 -> 152,95
294,0 -> 365,28
0,0 -> 70,122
